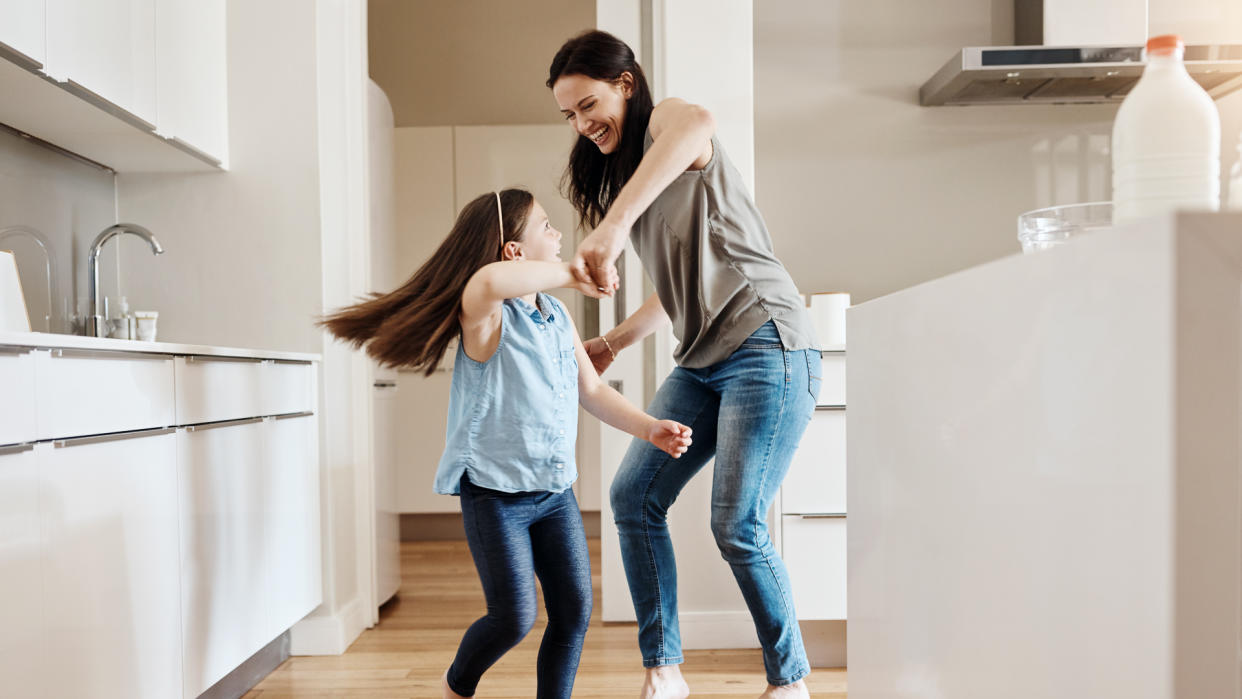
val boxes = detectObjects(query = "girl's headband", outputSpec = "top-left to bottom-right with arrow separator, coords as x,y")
495,191 -> 504,257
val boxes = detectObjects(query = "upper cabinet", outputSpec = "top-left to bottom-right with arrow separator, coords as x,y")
45,0 -> 158,126
0,0 -> 227,171
0,0 -> 46,66
155,0 -> 227,163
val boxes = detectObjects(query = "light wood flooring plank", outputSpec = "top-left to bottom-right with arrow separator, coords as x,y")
246,539 -> 847,697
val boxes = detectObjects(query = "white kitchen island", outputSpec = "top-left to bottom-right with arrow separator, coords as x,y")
0,331 -> 320,699
847,212 -> 1242,699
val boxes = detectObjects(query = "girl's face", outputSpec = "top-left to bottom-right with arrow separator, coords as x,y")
552,73 -> 632,155
505,200 -> 563,262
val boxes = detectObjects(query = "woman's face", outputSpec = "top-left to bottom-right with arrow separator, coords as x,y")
508,200 -> 563,263
552,73 -> 632,155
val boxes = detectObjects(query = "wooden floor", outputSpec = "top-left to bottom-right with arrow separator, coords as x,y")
246,539 -> 847,698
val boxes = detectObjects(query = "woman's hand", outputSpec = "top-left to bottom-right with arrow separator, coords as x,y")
583,336 -> 615,375
571,221 -> 628,292
566,271 -> 617,299
647,420 -> 693,458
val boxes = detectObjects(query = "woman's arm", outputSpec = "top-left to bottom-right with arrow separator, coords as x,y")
569,314 -> 692,458
459,260 -> 609,362
582,292 -> 669,374
571,98 -> 716,289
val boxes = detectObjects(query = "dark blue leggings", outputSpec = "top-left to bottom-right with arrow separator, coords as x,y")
446,475 -> 593,698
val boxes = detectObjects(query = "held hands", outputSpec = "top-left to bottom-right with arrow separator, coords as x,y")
583,336 -> 615,375
570,221 -> 627,293
648,420 -> 693,459
566,265 -> 619,299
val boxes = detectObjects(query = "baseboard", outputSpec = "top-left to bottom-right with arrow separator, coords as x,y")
199,631 -> 289,699
801,620 -> 847,668
289,597 -> 369,656
400,510 -> 601,541
679,611 -> 761,650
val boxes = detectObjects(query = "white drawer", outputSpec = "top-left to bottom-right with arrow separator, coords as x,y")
175,356 -> 265,425
782,515 -> 846,621
36,349 -> 175,440
0,349 -> 37,445
783,409 -> 845,514
262,360 -> 314,416
819,353 -> 845,406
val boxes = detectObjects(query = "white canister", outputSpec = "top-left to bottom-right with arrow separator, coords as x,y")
134,311 -> 158,342
808,292 -> 850,349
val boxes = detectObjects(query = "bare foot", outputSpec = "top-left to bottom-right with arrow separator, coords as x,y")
442,669 -> 470,698
640,664 -> 690,698
759,678 -> 810,698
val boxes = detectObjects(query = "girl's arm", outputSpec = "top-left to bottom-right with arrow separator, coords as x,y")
571,98 -> 716,289
583,292 -> 670,375
459,260 -> 611,362
567,313 -> 692,458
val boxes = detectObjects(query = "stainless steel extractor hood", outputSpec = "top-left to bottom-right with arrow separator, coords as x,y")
920,0 -> 1242,105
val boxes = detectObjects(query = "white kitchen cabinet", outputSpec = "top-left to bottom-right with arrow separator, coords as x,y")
261,359 -> 315,417
154,0 -> 227,163
780,349 -> 848,621
0,443 -> 46,699
174,355 -> 265,425
260,414 -> 322,640
40,430 -> 182,699
45,0 -> 158,126
782,515 -> 847,621
177,418 -> 269,698
35,348 -> 174,440
819,352 -> 846,406
0,0 -> 46,65
782,408 -> 846,515
0,348 -> 36,445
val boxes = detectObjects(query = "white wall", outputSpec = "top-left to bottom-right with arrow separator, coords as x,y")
753,1 -> 1242,305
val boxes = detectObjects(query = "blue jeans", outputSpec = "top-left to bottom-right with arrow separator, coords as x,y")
447,476 -> 593,698
610,321 -> 820,686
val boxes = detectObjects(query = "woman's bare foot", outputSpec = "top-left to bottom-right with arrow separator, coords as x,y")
640,664 -> 690,698
442,669 -> 470,698
759,678 -> 810,698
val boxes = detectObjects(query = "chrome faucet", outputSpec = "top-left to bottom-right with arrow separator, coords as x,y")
0,225 -> 57,332
87,223 -> 164,338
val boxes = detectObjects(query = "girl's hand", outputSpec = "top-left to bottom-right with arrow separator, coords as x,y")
648,420 -> 692,458
567,267 -> 618,299
571,221 -> 627,292
583,336 -> 615,375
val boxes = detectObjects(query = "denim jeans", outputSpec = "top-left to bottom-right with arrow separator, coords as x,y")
447,476 -> 593,698
610,320 -> 820,686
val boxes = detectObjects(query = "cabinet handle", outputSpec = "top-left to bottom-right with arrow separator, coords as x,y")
184,417 -> 265,432
373,380 -> 397,388
62,79 -> 157,131
184,355 -> 263,364
53,427 -> 175,449
48,348 -> 170,361
0,42 -> 41,71
272,411 -> 315,421
0,443 -> 35,456
798,513 -> 846,519
167,136 -> 223,168
815,405 -> 846,411
272,358 -> 314,366
0,346 -> 33,356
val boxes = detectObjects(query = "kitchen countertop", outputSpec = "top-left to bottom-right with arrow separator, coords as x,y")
0,330 -> 320,362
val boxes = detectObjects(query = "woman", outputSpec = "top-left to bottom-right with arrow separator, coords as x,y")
548,30 -> 820,699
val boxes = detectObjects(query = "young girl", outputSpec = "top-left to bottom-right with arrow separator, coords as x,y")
320,188 -> 693,699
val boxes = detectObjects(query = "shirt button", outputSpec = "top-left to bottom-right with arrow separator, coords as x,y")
558,393 -> 564,398
555,463 -> 564,469
559,429 -> 565,435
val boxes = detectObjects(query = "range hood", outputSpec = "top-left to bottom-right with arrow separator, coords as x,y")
920,0 -> 1242,105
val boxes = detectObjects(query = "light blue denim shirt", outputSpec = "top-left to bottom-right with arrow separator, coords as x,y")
434,293 -> 579,495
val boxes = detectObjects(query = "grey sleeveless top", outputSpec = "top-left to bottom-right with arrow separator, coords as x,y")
629,130 -> 817,368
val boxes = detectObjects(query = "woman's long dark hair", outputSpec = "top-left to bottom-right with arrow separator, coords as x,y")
547,30 -> 654,229
319,189 -> 534,375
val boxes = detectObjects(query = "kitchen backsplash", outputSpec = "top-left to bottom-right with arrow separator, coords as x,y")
0,127 -> 120,333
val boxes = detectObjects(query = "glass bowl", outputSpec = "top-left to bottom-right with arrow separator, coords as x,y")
1017,201 -> 1113,253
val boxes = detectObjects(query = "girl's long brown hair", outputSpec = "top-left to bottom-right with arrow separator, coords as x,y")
319,188 -> 534,375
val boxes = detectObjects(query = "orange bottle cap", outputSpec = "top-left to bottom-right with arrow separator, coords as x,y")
1146,34 -> 1184,54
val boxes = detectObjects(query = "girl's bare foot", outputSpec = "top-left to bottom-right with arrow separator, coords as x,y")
442,669 -> 470,698
759,678 -> 810,698
640,664 -> 690,698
